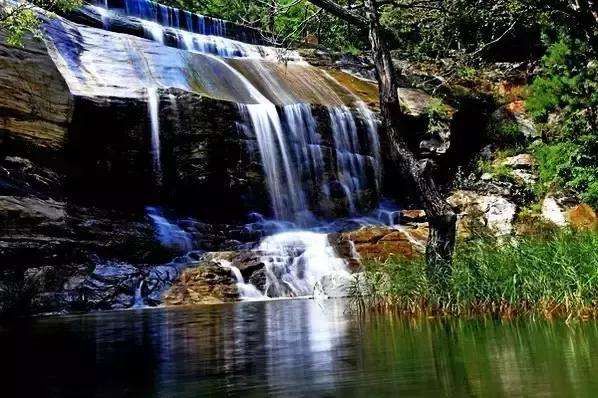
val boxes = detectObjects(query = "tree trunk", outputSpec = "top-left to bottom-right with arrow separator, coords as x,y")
362,0 -> 457,275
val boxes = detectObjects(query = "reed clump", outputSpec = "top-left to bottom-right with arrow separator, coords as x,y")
360,230 -> 598,320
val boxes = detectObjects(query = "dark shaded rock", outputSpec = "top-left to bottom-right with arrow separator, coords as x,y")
80,263 -> 140,309
248,268 -> 267,293
230,250 -> 265,279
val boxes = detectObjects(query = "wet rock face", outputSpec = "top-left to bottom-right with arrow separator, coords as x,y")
159,89 -> 269,220
65,4 -> 271,46
32,260 -> 192,312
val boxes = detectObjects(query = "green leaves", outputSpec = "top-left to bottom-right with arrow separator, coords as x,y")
1,0 -> 82,47
526,37 -> 597,207
1,8 -> 40,47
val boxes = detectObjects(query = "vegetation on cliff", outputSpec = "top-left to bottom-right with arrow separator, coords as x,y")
0,0 -> 81,45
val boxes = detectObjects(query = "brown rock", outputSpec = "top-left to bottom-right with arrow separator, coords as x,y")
345,227 -> 390,244
162,264 -> 238,306
400,209 -> 426,224
568,204 -> 598,231
343,225 -> 428,262
398,88 -> 454,118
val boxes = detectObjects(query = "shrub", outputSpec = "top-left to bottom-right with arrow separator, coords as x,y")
487,119 -> 526,148
533,142 -> 577,187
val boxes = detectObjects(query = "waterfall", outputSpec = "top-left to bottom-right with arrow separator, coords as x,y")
241,101 -> 381,222
257,231 -> 349,297
243,104 -> 309,221
141,20 -> 165,44
45,0 -> 386,304
283,103 -> 330,202
146,206 -> 193,252
329,106 -> 369,214
147,87 -> 162,184
133,280 -> 145,307
356,101 -> 382,192
90,0 -> 301,61
218,261 -> 265,300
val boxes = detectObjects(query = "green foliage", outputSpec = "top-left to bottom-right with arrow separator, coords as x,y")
533,142 -> 577,187
426,98 -> 451,119
1,8 -> 40,47
488,119 -> 526,148
532,141 -> 598,208
525,37 -> 597,207
380,0 -> 537,60
363,230 -> 598,318
526,40 -> 582,120
457,66 -> 477,79
0,0 -> 82,47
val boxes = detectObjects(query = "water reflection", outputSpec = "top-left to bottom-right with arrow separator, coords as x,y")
1,300 -> 598,397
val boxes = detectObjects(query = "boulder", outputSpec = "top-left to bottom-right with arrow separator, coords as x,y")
498,153 -> 538,185
541,196 -> 568,227
448,190 -> 517,236
79,263 -> 141,309
492,101 -> 539,140
313,272 -> 371,299
400,209 -> 426,224
338,225 -> 428,262
500,154 -> 536,169
398,88 -> 442,118
162,263 -> 238,306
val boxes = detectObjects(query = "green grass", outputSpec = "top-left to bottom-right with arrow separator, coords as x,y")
360,230 -> 598,319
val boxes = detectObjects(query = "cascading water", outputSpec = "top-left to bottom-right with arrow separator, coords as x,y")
242,104 -> 309,221
256,231 -> 350,298
283,103 -> 330,204
356,101 -> 382,192
329,106 -> 368,213
90,0 -> 300,61
146,87 -> 162,184
218,261 -> 265,300
133,280 -> 145,307
146,206 -> 193,252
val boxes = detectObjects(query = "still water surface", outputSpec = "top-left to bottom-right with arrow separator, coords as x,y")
2,299 -> 598,397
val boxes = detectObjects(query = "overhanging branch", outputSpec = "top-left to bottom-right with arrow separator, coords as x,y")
304,0 -> 368,27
